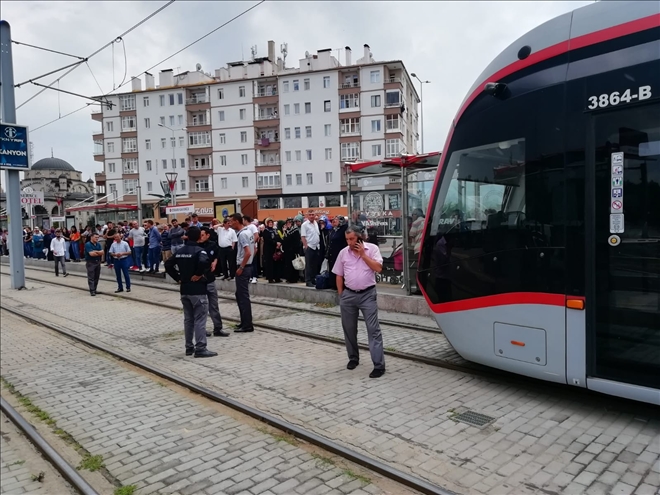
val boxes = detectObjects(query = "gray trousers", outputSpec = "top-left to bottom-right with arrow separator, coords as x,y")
235,265 -> 253,329
181,294 -> 208,351
340,287 -> 385,370
86,260 -> 101,292
54,255 -> 66,276
206,282 -> 223,331
305,247 -> 320,284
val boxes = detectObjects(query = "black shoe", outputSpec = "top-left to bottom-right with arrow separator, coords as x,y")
194,349 -> 218,358
126,288 -> 131,292
55,274 -> 59,277
63,273 -> 69,277
115,289 -> 124,293
185,349 -> 194,356
369,369 -> 386,379
213,330 -> 230,337
206,331 -> 212,337
306,282 -> 315,287
233,327 -> 254,333
347,360 -> 359,370
90,291 -> 96,296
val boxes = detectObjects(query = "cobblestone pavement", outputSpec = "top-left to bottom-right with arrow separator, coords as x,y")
1,411 -> 75,495
7,265 -> 463,365
0,310 -> 400,495
2,274 -> 660,495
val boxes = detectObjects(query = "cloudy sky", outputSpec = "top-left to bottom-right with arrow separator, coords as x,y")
3,0 -> 592,181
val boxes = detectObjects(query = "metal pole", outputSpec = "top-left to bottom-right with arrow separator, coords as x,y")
1,21 -> 26,289
401,157 -> 410,295
345,164 -> 352,226
136,185 -> 142,225
419,83 -> 424,154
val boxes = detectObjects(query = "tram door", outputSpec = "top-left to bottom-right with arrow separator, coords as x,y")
590,102 -> 660,390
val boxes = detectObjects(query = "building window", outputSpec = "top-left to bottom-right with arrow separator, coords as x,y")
176,93 -> 182,104
221,178 -> 228,189
160,95 -> 165,106
119,94 -> 135,111
257,174 -> 281,189
323,76 -> 330,88
123,179 -> 138,194
386,115 -> 400,130
294,103 -> 300,115
107,142 -> 115,153
242,176 -> 249,188
305,126 -> 312,138
178,115 -> 184,125
239,108 -> 246,120
370,70 -> 381,83
308,196 -> 319,207
171,137 -> 176,148
284,128 -> 291,140
108,162 -> 116,173
326,194 -> 341,207
188,131 -> 211,147
325,172 -> 333,184
160,116 -> 165,126
162,159 -> 167,169
218,110 -> 225,121
372,144 -> 382,156
239,86 -> 246,97
296,174 -> 302,185
217,88 -> 224,99
143,96 -> 149,107
340,94 -> 359,110
293,79 -> 299,91
386,90 -> 401,107
341,142 -> 360,160
144,118 -> 150,128
285,151 -> 291,162
219,133 -> 226,144
295,150 -> 301,161
106,121 -> 113,132
195,178 -> 210,192
386,138 -> 402,158
169,94 -> 175,105
324,124 -> 331,137
304,78 -> 310,90
121,115 -> 136,131
180,158 -> 186,168
306,150 -> 312,160
371,95 -> 381,107
122,138 -> 137,153
145,160 -> 152,171
220,155 -> 227,166
295,127 -> 301,139
241,154 -> 248,165
240,131 -> 248,143
324,100 -> 331,112
340,118 -> 360,135
161,138 -> 166,149
306,173 -> 313,185
147,181 -> 152,192
371,119 -> 381,132
171,158 -> 176,169
304,102 -> 311,114
259,198 -> 279,209
179,136 -> 184,147
284,197 -> 302,208
285,174 -> 292,186
325,148 -> 332,160
169,115 -> 175,126
180,180 -> 186,191
145,139 -> 151,150
283,81 -> 289,93
109,184 -> 117,194
284,104 -> 290,115
193,157 -> 209,169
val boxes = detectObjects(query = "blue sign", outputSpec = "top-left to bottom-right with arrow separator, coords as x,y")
0,123 -> 30,170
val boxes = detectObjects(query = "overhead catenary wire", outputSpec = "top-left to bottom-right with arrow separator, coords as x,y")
30,0 -> 266,133
11,40 -> 85,60
15,0 -> 176,110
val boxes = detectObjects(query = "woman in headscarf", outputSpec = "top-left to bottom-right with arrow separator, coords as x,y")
317,216 -> 330,273
326,215 -> 348,290
282,217 -> 302,283
262,218 -> 283,283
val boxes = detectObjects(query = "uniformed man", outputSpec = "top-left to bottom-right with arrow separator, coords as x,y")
164,226 -> 218,358
230,213 -> 255,332
199,227 -> 229,337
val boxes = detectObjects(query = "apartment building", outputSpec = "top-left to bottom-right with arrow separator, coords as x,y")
92,42 -> 420,221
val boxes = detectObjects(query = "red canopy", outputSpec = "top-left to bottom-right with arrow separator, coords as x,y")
346,152 -> 441,174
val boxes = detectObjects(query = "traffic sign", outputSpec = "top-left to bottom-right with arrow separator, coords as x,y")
611,200 -> 623,212
0,123 -> 31,170
165,204 -> 194,215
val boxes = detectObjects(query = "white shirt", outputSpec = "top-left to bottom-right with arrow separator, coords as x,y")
109,240 -> 131,259
301,220 -> 320,250
217,227 -> 237,248
50,237 -> 66,257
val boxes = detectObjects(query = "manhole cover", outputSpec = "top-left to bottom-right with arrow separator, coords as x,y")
454,410 -> 496,428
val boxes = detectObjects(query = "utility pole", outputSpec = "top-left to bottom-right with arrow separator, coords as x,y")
0,21 -> 26,289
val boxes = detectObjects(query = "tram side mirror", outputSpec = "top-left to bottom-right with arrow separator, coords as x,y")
483,82 -> 509,100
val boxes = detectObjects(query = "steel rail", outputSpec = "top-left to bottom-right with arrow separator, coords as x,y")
0,397 -> 100,495
0,264 -> 440,334
0,304 -> 458,495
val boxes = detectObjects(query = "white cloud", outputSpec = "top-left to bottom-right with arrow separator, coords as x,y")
2,0 -> 591,180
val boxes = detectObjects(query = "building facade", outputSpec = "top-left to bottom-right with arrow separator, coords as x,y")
92,42 -> 420,222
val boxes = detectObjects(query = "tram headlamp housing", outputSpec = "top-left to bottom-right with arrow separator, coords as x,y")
483,82 -> 508,99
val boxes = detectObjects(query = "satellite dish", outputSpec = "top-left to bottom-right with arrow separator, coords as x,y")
196,63 -> 202,71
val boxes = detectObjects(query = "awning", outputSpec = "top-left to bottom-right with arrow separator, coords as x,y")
346,152 -> 441,174
66,204 -> 138,213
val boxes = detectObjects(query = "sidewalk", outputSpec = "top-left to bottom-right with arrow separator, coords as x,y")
0,310 -> 400,495
2,273 -> 659,495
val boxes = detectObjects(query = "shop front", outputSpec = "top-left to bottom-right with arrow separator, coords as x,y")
256,206 -> 348,222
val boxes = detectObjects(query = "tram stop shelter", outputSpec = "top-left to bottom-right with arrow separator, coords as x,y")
345,152 -> 441,295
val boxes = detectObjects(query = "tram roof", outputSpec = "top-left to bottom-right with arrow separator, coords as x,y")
345,152 -> 441,175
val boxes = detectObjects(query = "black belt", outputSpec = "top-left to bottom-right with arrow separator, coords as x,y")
344,285 -> 375,294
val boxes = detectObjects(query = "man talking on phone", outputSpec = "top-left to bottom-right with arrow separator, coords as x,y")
332,225 -> 386,378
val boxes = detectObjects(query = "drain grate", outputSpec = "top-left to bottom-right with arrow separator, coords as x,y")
453,410 -> 496,428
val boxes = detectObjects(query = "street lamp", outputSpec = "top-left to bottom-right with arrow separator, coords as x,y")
410,73 -> 430,154
159,123 -> 186,220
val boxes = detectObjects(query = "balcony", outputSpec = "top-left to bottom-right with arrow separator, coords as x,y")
256,182 -> 281,190
255,136 -> 280,149
187,119 -> 209,127
340,129 -> 361,137
385,101 -> 401,108
340,82 -> 360,89
255,87 -> 278,97
186,94 -> 208,105
91,108 -> 103,122
257,159 -> 281,167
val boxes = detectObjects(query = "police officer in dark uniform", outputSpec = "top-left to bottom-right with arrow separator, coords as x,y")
199,227 -> 229,337
164,227 -> 218,358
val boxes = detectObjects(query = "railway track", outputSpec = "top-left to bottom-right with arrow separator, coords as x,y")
0,396 -> 100,495
1,304 -> 456,495
0,262 -> 440,334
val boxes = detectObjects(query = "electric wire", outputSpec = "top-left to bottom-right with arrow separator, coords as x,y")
86,62 -> 105,95
16,0 -> 176,110
30,0 -> 266,133
117,38 -> 128,88
11,40 -> 85,60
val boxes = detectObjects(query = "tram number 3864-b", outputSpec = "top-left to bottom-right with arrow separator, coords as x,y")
587,85 -> 652,109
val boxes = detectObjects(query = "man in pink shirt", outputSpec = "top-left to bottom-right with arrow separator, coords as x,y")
332,225 -> 386,378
